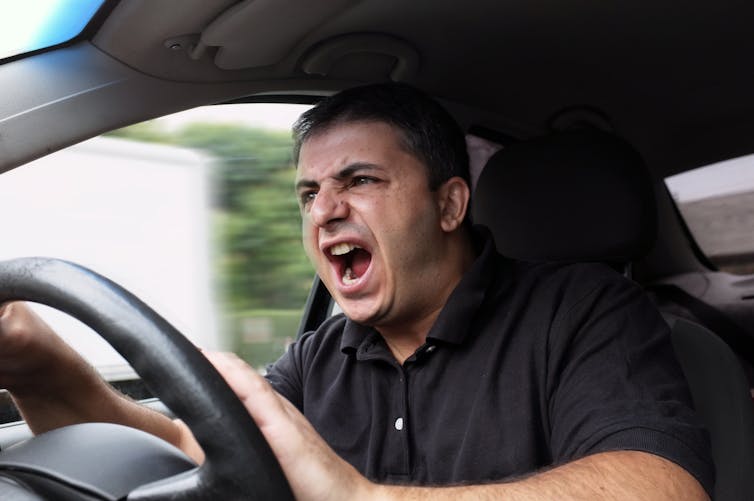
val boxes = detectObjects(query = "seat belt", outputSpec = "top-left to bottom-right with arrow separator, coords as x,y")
649,283 -> 754,366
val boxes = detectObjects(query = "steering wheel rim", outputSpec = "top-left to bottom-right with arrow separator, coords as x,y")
0,257 -> 294,500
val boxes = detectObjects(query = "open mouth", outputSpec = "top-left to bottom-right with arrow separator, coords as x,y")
328,242 -> 372,286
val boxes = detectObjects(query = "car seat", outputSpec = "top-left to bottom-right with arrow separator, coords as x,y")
471,129 -> 754,500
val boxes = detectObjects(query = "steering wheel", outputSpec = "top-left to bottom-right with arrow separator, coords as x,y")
0,257 -> 294,500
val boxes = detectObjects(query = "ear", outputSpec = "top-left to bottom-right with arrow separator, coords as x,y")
436,177 -> 470,232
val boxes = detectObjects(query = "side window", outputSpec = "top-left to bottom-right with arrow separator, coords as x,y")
0,103 -> 314,382
665,154 -> 754,274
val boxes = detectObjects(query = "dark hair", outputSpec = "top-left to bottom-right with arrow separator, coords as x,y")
292,83 -> 470,191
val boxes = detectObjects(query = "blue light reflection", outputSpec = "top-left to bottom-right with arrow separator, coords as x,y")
1,0 -> 105,60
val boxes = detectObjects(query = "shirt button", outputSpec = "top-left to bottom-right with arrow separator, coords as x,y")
426,345 -> 436,353
394,417 -> 404,431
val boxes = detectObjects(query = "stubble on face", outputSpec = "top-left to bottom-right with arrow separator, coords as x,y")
296,121 -> 464,338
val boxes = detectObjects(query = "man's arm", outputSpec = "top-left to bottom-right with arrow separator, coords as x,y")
0,302 -> 204,463
207,350 -> 710,501
372,451 -> 707,500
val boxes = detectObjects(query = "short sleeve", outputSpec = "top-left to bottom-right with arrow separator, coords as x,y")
264,333 -> 309,411
546,273 -> 714,494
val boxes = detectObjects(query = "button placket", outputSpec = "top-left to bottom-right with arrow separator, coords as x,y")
384,362 -> 411,477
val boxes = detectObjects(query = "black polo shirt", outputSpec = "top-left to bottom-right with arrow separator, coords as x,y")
266,229 -> 713,493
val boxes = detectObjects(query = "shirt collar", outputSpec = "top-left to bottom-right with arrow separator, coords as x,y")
425,225 -> 501,345
341,319 -> 377,354
340,225 -> 502,354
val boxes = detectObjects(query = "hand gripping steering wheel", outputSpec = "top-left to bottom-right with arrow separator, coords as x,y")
0,257 -> 294,500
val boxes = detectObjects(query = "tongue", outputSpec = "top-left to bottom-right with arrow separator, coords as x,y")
350,248 -> 371,277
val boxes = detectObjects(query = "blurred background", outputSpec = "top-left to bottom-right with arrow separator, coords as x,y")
0,103 -> 313,378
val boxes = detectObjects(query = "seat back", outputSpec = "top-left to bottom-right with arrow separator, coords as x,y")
472,130 -> 655,267
472,130 -> 754,500
666,314 -> 754,499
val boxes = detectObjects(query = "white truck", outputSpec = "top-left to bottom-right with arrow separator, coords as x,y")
0,136 -> 219,381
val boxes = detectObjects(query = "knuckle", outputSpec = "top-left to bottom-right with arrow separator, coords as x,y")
0,304 -> 32,342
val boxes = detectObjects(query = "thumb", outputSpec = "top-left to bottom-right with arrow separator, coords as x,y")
203,351 -> 289,429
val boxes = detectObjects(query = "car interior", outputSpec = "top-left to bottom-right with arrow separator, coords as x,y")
0,0 -> 753,499
472,129 -> 754,500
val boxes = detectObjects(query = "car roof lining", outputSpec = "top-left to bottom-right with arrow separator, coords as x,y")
1,0 -> 752,179
85,0 -> 754,179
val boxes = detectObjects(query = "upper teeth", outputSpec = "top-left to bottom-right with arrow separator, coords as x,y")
330,243 -> 359,256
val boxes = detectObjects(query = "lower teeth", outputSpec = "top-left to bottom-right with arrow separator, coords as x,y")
343,267 -> 358,285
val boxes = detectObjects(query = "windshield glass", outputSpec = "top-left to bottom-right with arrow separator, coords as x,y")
0,0 -> 105,60
0,103 -> 313,382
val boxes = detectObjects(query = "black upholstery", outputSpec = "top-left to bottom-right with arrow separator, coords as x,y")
666,314 -> 754,500
472,130 -> 754,500
472,130 -> 655,263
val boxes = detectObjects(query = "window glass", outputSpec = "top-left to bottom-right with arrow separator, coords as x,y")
0,1 -> 105,60
0,103 -> 314,384
665,154 -> 754,274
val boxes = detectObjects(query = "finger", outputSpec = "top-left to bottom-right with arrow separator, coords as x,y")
0,302 -> 31,348
0,301 -> 19,320
203,351 -> 289,428
0,302 -> 76,378
0,302 -> 50,346
0,302 -> 42,330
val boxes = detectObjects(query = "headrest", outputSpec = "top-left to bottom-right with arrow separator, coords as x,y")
472,130 -> 656,263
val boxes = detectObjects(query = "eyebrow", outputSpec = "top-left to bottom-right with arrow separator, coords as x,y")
295,162 -> 381,191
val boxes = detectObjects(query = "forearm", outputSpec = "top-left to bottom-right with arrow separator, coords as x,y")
9,342 -> 132,433
1,302 -> 202,463
368,451 -> 709,501
13,378 -> 201,457
9,350 -> 204,463
205,352 -> 709,501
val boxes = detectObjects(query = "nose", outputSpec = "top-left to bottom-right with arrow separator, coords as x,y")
309,186 -> 349,227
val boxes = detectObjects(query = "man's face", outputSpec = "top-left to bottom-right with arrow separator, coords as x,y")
296,121 -> 452,329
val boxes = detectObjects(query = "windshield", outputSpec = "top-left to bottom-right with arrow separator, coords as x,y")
0,102 -> 313,382
0,1 -> 105,60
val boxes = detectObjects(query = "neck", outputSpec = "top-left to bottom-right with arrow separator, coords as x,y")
377,230 -> 476,364
378,306 -> 442,364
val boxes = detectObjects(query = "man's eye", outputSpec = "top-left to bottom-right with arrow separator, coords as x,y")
300,192 -> 317,205
352,176 -> 376,187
